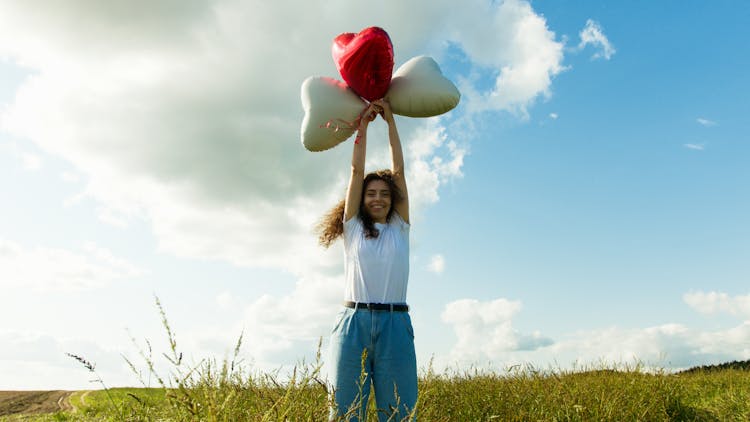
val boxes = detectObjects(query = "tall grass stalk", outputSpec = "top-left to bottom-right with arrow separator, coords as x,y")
64,352 -> 123,421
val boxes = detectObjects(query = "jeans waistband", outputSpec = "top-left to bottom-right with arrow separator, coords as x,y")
343,301 -> 409,312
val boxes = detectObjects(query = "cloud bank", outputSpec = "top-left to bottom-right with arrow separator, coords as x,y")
684,291 -> 750,319
440,292 -> 750,370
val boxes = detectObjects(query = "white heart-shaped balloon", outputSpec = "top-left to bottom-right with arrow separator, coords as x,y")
300,76 -> 367,152
385,55 -> 460,118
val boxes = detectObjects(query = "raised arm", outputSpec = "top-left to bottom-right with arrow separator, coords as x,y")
373,99 -> 409,223
344,103 -> 379,222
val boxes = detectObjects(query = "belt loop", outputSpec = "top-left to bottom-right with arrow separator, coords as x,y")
389,303 -> 394,312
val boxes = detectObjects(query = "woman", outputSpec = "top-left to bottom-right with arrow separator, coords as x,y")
317,99 -> 417,421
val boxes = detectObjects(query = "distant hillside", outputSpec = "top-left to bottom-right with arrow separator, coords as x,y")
679,359 -> 750,374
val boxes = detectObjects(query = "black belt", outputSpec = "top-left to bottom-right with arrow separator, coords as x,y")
344,301 -> 409,312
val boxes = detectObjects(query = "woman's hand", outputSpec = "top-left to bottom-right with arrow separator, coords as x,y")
359,103 -> 381,130
372,99 -> 394,125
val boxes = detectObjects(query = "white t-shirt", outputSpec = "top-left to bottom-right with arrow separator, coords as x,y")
343,212 -> 410,303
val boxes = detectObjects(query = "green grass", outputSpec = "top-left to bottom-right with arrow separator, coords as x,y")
5,367 -> 749,421
415,366 -> 750,421
5,297 -> 748,421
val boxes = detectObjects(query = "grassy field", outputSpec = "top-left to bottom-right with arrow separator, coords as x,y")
3,298 -> 748,421
2,366 -> 749,421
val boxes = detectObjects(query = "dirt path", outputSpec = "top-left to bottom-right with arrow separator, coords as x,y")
0,391 -> 75,416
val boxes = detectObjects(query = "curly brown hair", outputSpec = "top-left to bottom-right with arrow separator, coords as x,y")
316,169 -> 403,248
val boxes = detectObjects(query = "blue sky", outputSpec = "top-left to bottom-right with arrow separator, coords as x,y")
1,0 -> 748,389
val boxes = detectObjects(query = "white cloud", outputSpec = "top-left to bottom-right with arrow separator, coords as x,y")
441,298 -> 553,363
578,19 -> 615,60
439,294 -> 750,372
428,254 -> 446,274
21,151 -> 42,170
0,238 -> 143,291
0,140 -> 43,170
551,321 -> 750,370
0,330 -> 132,390
215,291 -> 239,311
683,143 -> 705,150
197,271 -> 343,370
61,171 -> 81,183
697,117 -> 717,127
549,112 -> 558,119
455,0 -> 565,116
684,291 -> 750,319
405,121 -> 466,212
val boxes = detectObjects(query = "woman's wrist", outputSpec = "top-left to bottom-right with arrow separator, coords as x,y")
358,116 -> 369,130
355,125 -> 366,144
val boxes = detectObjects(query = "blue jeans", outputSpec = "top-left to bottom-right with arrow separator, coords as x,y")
328,306 -> 417,421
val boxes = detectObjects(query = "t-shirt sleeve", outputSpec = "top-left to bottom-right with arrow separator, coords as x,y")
391,211 -> 410,232
343,215 -> 361,246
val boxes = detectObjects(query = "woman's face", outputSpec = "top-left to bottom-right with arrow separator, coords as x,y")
363,179 -> 391,223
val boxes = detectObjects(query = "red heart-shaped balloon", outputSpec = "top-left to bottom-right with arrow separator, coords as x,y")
332,27 -> 394,101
